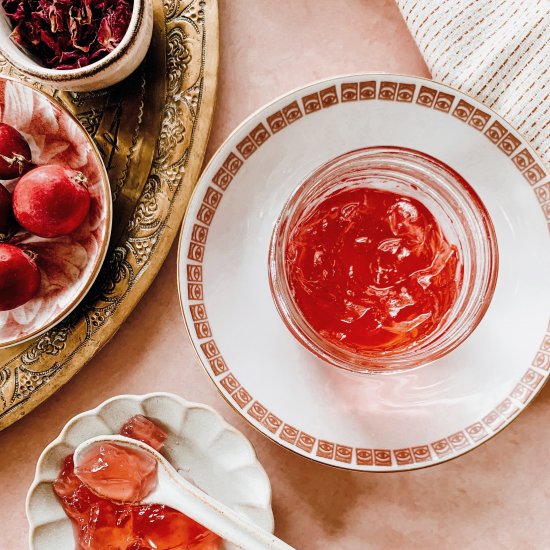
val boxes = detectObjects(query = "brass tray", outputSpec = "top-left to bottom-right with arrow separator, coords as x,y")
0,0 -> 219,430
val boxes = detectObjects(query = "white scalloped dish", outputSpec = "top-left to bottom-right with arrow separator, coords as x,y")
26,392 -> 274,549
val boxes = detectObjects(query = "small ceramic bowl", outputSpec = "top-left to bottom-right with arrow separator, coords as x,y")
0,76 -> 111,348
26,392 -> 274,550
0,0 -> 153,92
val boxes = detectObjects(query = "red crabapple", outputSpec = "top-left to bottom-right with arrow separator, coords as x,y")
0,123 -> 32,179
0,244 -> 41,310
13,165 -> 91,238
0,184 -> 14,239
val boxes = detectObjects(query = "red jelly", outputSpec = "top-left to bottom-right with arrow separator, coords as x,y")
285,187 -> 460,353
53,416 -> 221,550
74,442 -> 158,504
120,414 -> 167,452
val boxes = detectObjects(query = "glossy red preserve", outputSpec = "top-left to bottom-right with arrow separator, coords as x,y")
53,415 -> 221,550
285,187 -> 461,353
120,414 -> 168,451
74,442 -> 159,504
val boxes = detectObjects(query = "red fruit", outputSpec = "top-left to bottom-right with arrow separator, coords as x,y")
0,123 -> 32,179
13,165 -> 91,238
0,184 -> 14,239
0,244 -> 41,311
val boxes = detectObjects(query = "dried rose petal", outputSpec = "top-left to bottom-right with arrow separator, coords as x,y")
1,0 -> 133,70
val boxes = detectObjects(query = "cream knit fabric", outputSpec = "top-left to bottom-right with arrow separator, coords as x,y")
397,0 -> 550,168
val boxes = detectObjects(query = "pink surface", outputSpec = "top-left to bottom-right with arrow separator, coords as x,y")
1,1 -> 548,548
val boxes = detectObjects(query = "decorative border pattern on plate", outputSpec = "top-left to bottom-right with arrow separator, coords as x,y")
185,77 -> 550,469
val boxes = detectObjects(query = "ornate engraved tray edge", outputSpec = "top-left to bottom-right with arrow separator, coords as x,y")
0,0 -> 219,430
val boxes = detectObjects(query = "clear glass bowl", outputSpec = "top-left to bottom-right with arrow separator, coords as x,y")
268,146 -> 499,374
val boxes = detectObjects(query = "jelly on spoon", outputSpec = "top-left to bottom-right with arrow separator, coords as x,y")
73,435 -> 295,550
54,415 -> 220,550
74,441 -> 158,503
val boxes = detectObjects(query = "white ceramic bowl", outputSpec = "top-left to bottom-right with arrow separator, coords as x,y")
0,76 -> 112,348
26,393 -> 274,550
0,0 -> 153,91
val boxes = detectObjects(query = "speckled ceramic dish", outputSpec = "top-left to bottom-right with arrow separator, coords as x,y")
178,74 -> 550,472
26,392 -> 274,550
0,77 -> 111,348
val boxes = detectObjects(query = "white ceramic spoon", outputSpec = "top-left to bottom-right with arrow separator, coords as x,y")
73,435 -> 294,550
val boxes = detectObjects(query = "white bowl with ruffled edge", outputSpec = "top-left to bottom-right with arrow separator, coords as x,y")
0,0 -> 153,91
26,392 -> 274,550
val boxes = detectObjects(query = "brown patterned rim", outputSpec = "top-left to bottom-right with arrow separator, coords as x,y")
0,75 -> 112,348
178,74 -> 550,471
0,0 -> 146,81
